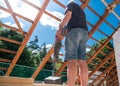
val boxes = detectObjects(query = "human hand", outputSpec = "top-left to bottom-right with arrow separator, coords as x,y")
55,29 -> 64,42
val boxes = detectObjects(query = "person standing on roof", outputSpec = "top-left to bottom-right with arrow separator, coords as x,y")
56,0 -> 88,86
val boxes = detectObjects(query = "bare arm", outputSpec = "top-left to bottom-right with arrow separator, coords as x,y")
55,11 -> 72,41
59,11 -> 72,31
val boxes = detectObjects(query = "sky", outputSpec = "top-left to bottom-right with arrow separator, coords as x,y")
0,0 -> 120,60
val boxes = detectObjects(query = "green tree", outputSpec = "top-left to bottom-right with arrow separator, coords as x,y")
87,38 -> 113,71
28,35 -> 40,50
0,28 -> 35,67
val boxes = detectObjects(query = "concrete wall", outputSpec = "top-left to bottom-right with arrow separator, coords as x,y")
113,28 -> 120,85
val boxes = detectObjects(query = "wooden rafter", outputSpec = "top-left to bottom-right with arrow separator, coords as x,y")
0,48 -> 16,54
4,0 -> 24,35
0,36 -> 21,45
0,58 -> 12,63
90,63 -> 116,85
0,0 -> 119,85
53,0 -> 66,9
89,51 -> 114,77
87,26 -> 119,64
0,6 -> 33,23
32,45 -> 54,78
5,0 -> 50,76
98,66 -> 117,85
88,9 -> 109,39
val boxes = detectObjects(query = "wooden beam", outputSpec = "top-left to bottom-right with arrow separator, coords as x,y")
0,36 -> 21,45
114,82 -> 119,86
21,0 -> 40,10
107,75 -> 117,85
0,48 -> 16,54
87,22 -> 110,38
4,0 -> 24,35
88,9 -> 109,39
80,0 -> 90,9
106,70 -> 118,85
0,68 -> 7,70
97,29 -> 109,37
87,26 -> 119,64
0,22 -> 18,32
89,51 -> 114,77
0,22 -> 27,34
0,76 -> 34,84
53,0 -> 66,9
0,58 -> 12,63
87,5 -> 116,31
44,11 -> 61,22
5,0 -> 50,76
110,80 -> 118,86
22,0 -> 61,22
90,37 -> 113,50
90,63 -> 116,85
0,6 -> 33,23
55,62 -> 67,76
98,69 -> 117,85
32,46 -> 54,78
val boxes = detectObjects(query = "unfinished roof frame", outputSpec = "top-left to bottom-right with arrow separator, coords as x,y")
0,0 -> 120,86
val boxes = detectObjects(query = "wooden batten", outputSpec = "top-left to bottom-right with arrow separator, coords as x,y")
0,76 -> 34,84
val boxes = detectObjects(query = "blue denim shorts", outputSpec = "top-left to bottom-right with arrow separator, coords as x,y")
64,28 -> 88,61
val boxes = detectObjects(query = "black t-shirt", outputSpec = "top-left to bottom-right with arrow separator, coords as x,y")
65,2 -> 88,31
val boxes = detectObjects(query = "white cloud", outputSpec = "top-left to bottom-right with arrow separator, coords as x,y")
0,10 -> 10,18
0,0 -> 64,30
0,0 -> 6,8
86,48 -> 91,52
27,0 -> 41,7
40,11 -> 64,29
8,0 -> 39,20
46,44 -> 53,49
5,21 -> 25,28
0,0 -> 41,20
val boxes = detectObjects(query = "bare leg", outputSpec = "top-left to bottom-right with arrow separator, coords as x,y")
78,60 -> 88,86
67,60 -> 77,86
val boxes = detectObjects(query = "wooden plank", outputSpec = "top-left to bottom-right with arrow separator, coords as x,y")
34,83 -> 67,86
0,76 -> 34,84
0,83 -> 33,86
5,0 -> 50,76
0,58 -> 12,63
89,51 -> 114,77
86,4 -> 116,31
0,68 -> 7,70
4,0 -> 24,35
22,0 -> 61,22
98,68 -> 117,85
0,22 -> 18,32
0,36 -> 21,45
80,0 -> 90,9
0,6 -> 33,23
90,63 -> 116,85
53,0 -> 66,9
0,22 -> 27,35
87,26 -> 119,64
0,48 -> 16,54
110,80 -> 118,86
88,9 -> 109,39
55,62 -> 67,76
21,0 -> 40,10
32,46 -> 54,78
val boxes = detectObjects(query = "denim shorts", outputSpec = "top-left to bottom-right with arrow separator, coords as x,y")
64,28 -> 88,61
